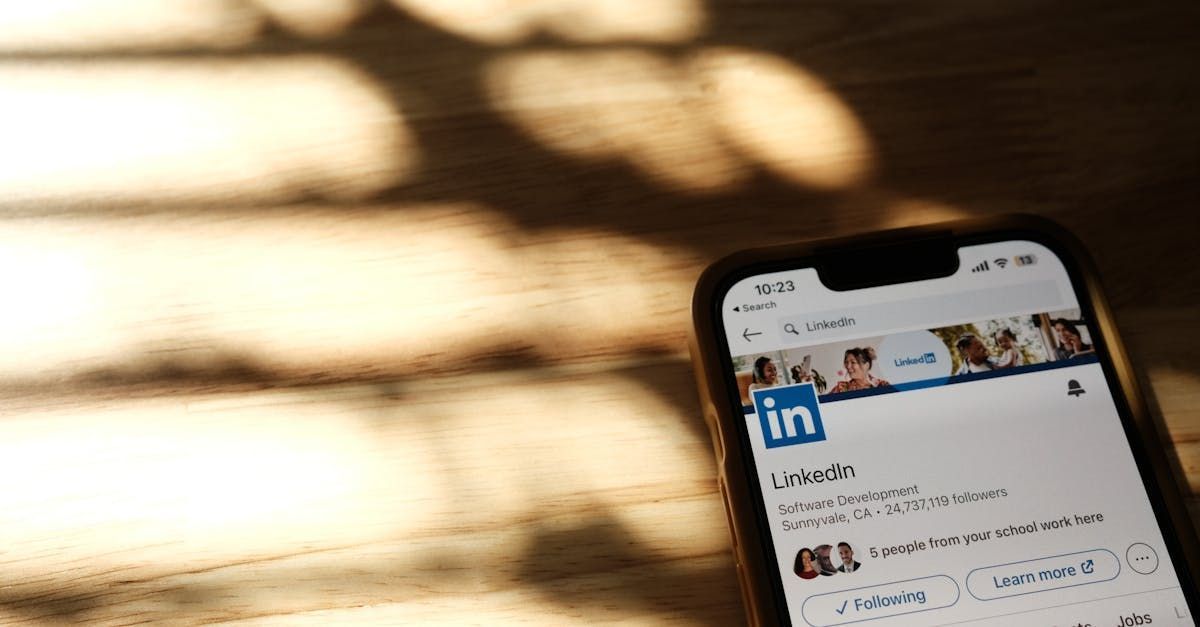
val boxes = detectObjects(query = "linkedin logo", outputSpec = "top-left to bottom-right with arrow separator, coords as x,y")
752,383 -> 826,448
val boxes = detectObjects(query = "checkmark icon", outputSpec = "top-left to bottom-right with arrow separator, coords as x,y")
836,600 -> 848,615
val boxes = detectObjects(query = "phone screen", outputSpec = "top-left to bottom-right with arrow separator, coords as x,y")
717,239 -> 1194,625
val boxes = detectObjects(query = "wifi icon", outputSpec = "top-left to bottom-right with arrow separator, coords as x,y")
994,258 -> 1009,269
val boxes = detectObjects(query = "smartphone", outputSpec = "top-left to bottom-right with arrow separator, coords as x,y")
690,216 -> 1198,626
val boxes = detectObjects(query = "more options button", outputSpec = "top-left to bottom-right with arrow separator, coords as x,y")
801,575 -> 959,626
966,549 -> 1120,601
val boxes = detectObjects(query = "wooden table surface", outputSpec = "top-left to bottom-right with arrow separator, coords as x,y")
1,1 -> 1197,624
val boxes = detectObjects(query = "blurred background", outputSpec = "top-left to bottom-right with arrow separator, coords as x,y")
0,1 -> 1197,624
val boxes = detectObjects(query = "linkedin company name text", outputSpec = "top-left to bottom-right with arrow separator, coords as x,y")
771,462 -> 856,489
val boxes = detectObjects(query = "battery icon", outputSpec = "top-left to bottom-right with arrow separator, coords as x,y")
1014,254 -> 1037,266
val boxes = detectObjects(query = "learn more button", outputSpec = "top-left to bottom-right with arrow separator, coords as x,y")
801,575 -> 959,626
966,549 -> 1120,601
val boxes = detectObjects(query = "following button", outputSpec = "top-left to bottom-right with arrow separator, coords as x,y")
801,575 -> 959,626
966,549 -> 1120,601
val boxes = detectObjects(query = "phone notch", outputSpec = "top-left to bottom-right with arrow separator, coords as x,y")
815,231 -> 959,291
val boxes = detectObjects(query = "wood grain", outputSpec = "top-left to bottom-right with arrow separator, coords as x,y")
0,1 -> 1197,624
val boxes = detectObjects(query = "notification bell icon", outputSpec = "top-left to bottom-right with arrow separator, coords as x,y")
1067,379 -> 1086,397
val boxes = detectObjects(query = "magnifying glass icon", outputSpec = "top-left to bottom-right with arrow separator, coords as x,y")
784,323 -> 799,335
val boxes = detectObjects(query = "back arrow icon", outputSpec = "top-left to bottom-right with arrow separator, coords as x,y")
743,328 -> 762,342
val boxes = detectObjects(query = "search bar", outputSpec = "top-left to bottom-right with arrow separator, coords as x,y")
777,280 -> 1063,345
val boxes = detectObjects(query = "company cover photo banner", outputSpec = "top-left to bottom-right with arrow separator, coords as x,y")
733,309 -> 1096,410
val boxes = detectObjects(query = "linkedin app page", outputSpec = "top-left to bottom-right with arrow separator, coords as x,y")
720,241 -> 1191,626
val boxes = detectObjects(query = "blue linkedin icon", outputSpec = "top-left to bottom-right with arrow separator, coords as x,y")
752,383 -> 826,448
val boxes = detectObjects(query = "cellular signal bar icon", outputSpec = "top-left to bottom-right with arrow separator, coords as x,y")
970,260 -> 990,273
